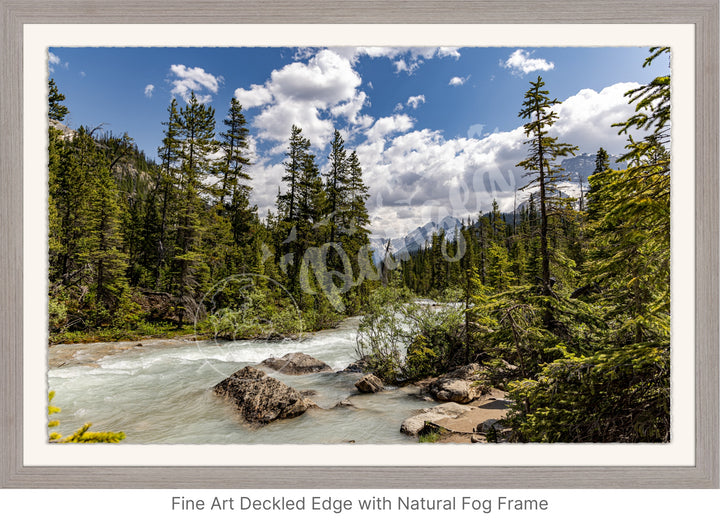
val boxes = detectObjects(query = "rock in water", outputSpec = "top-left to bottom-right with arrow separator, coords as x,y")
354,374 -> 384,393
213,366 -> 313,424
259,352 -> 332,375
400,403 -> 475,436
338,356 -> 369,374
426,363 -> 486,404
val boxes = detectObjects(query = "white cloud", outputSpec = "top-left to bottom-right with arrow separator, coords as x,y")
394,58 -> 419,75
354,82 -> 638,236
364,114 -> 415,143
233,49 -> 368,147
48,51 -> 68,73
449,75 -> 469,86
552,82 -> 640,154
234,84 -> 273,108
438,47 -> 461,58
406,95 -> 425,109
503,49 -> 555,76
330,91 -> 370,125
169,64 -> 223,103
248,160 -> 286,218
240,49 -> 635,238
144,84 -> 154,98
330,46 -> 461,75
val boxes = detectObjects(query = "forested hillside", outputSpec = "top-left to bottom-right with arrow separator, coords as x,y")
48,81 -> 376,343
358,47 -> 670,442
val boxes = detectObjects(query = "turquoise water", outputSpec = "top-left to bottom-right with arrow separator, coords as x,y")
47,319 -> 436,444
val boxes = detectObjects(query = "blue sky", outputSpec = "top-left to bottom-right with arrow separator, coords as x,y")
48,46 -> 670,237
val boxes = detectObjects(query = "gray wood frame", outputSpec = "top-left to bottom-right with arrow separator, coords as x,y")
1,0 -> 717,489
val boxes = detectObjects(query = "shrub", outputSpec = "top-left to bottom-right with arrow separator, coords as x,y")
355,287 -> 466,383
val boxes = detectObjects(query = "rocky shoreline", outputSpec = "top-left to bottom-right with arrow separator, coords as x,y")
213,351 -> 513,443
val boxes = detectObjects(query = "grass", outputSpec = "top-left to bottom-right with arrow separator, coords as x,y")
418,431 -> 442,443
49,321 -> 198,345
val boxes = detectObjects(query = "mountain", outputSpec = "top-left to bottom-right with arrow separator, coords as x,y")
368,153 -> 624,265
560,152 -> 626,185
370,216 -> 462,264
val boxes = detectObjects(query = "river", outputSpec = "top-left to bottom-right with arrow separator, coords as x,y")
47,317 -> 437,444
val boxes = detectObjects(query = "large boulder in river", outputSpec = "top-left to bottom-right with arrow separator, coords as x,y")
425,363 -> 487,404
400,403 -> 475,436
213,366 -> 314,424
354,374 -> 384,393
259,352 -> 332,375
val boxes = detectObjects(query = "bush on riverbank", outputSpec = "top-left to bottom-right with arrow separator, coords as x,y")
355,287 -> 466,384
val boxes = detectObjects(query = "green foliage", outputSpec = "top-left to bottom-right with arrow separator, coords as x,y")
355,286 -> 466,383
203,298 -> 304,340
516,76 -> 578,297
506,344 -> 669,442
48,78 -> 68,121
404,334 -> 439,381
390,48 -> 672,443
496,48 -> 671,443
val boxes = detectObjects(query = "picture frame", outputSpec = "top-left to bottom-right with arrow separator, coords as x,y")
1,0 -> 717,489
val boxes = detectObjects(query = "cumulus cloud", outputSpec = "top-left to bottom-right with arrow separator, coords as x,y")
144,84 -> 155,98
241,49 -> 634,238
406,95 -> 426,109
331,91 -> 370,125
233,49 -> 368,147
551,82 -> 639,154
331,46 -> 460,63
364,114 -> 415,143
249,79 -> 636,236
169,64 -> 223,103
354,82 -> 638,236
449,75 -> 469,86
234,84 -> 273,108
329,46 -> 461,76
503,49 -> 555,76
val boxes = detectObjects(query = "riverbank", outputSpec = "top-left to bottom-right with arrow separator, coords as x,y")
47,316 -> 509,444
49,314 -> 355,347
47,319 -> 438,444
49,323 -> 200,346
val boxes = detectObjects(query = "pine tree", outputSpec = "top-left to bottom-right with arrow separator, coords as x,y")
344,150 -> 373,308
216,97 -> 252,209
172,92 -> 217,324
278,125 -> 309,222
324,129 -> 349,243
152,99 -> 183,288
507,48 -> 671,443
85,149 -> 130,323
48,78 -> 69,121
276,125 -> 312,295
215,97 -> 258,275
516,76 -> 578,296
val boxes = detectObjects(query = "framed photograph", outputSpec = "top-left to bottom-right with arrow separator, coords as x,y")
1,0 -> 717,489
